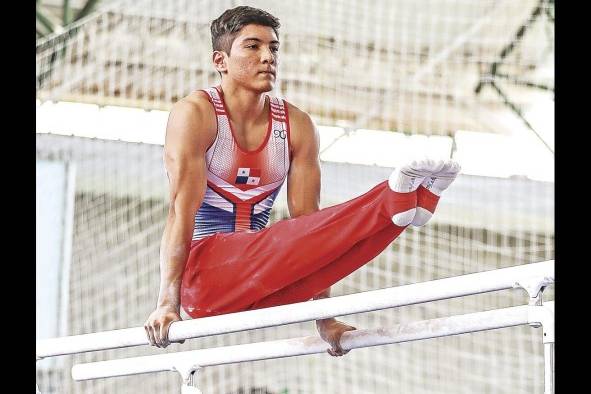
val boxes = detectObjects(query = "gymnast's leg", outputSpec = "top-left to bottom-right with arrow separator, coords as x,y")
181,159 -> 459,318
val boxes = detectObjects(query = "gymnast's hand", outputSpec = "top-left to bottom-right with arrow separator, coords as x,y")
144,305 -> 184,348
316,318 -> 357,357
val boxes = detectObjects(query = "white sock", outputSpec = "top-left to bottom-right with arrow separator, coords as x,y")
392,208 -> 417,227
388,158 -> 445,193
411,207 -> 434,227
411,160 -> 461,226
420,160 -> 461,196
388,158 -> 445,227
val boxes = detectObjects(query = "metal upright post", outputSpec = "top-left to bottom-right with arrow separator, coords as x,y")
540,302 -> 555,394
177,365 -> 202,394
544,342 -> 554,394
516,275 -> 554,394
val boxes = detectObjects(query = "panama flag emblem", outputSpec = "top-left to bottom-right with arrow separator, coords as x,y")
235,167 -> 261,185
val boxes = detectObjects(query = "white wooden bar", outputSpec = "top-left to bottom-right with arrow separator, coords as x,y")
37,260 -> 554,359
72,302 -> 554,381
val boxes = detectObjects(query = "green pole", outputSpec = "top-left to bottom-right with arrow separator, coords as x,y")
73,0 -> 100,22
489,81 -> 554,154
63,0 -> 73,25
36,8 -> 56,34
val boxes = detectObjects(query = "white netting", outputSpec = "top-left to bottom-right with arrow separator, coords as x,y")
36,0 -> 554,393
36,0 -> 554,137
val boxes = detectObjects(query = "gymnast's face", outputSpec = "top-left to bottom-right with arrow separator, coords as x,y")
213,24 -> 279,93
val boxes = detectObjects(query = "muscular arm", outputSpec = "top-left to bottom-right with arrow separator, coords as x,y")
286,105 -> 356,356
286,106 -> 321,217
145,98 -> 214,348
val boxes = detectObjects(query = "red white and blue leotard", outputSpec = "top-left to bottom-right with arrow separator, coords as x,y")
192,86 -> 291,240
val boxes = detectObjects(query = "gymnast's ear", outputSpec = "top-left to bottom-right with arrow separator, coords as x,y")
213,51 -> 228,74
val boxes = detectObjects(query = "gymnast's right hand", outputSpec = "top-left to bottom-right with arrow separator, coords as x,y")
144,305 -> 184,348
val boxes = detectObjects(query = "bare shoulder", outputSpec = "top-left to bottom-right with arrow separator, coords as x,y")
165,92 -> 217,154
285,101 -> 319,151
285,101 -> 315,130
182,90 -> 214,112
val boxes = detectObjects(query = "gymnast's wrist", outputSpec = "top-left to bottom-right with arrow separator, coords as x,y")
156,300 -> 180,312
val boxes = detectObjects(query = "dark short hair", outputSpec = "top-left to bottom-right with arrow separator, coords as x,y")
211,6 -> 280,55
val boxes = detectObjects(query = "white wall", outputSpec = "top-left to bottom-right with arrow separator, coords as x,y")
36,160 -> 75,341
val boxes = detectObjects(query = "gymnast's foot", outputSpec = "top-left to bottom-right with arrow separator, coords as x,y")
388,158 -> 445,226
388,158 -> 445,193
411,159 -> 461,226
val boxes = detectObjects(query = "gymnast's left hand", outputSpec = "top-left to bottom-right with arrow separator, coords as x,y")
316,318 -> 357,357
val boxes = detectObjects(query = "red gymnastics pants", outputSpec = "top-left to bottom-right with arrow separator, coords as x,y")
181,181 -> 438,318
